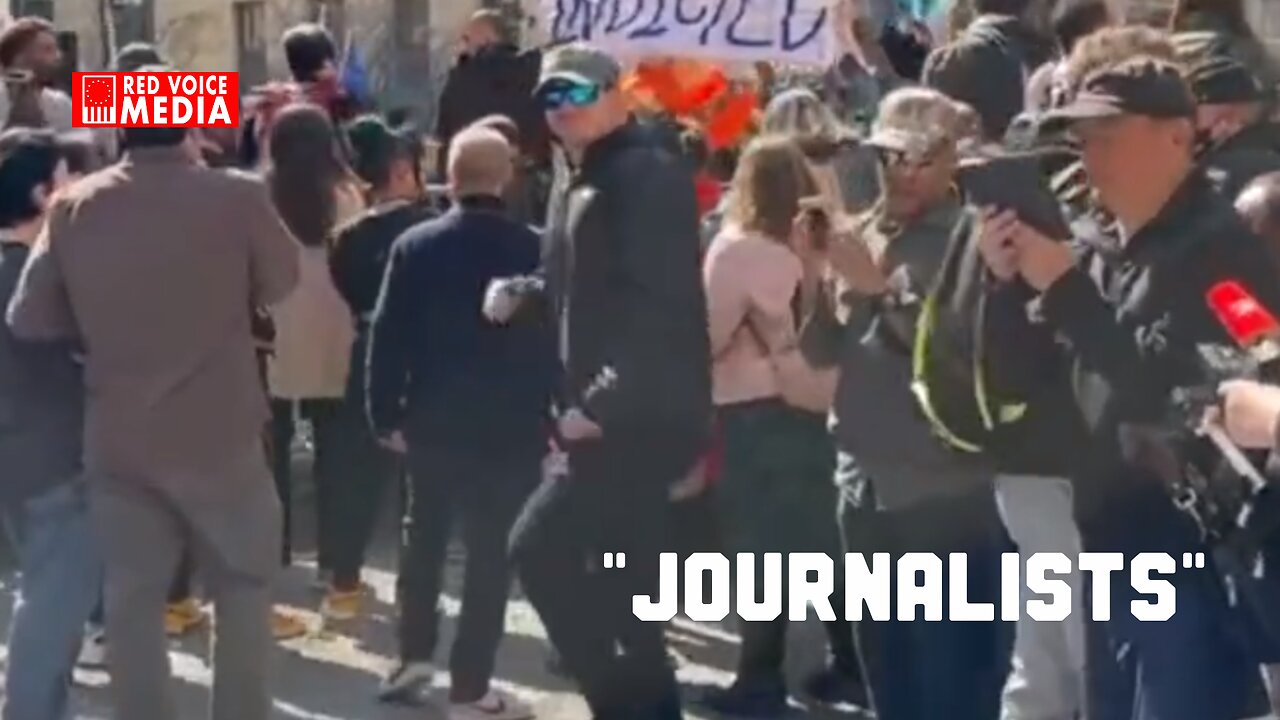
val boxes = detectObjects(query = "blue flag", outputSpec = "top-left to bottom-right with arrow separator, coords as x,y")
341,43 -> 371,106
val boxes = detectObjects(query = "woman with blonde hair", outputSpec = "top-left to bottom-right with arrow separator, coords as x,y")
263,102 -> 366,634
700,134 -> 863,716
761,87 -> 881,215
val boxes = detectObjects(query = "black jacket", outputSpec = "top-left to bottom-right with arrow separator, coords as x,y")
330,198 -> 438,321
1200,122 -> 1280,201
923,15 -> 1052,140
922,208 -> 1089,479
366,195 -> 553,457
1022,174 -> 1280,524
0,241 -> 83,504
542,120 -> 711,442
435,44 -> 549,171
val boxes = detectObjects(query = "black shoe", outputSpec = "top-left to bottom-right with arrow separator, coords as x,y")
801,664 -> 867,708
699,682 -> 788,718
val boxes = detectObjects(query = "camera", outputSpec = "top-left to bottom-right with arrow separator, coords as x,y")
1125,344 -> 1280,549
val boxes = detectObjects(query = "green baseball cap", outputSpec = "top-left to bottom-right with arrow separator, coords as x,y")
535,43 -> 621,95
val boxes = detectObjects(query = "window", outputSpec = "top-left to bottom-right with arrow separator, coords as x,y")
9,0 -> 52,20
112,0 -> 155,47
234,1 -> 267,87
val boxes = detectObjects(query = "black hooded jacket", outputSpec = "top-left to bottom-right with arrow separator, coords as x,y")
541,120 -> 711,443
435,44 -> 549,171
923,15 -> 1053,140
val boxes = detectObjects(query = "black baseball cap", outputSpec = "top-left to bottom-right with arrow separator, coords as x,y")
1186,54 -> 1265,105
1042,57 -> 1195,129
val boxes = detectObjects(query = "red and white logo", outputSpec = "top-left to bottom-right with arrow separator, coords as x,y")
72,72 -> 240,128
80,74 -> 116,124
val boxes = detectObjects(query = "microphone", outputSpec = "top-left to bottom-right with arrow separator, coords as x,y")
1202,280 -> 1280,489
1206,280 -> 1280,366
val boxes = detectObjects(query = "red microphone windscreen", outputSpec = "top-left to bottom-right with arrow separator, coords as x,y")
1206,280 -> 1280,347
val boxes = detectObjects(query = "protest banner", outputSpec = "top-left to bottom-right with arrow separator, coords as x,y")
540,0 -> 838,66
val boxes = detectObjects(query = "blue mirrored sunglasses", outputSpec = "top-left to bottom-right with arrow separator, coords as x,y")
539,82 -> 601,111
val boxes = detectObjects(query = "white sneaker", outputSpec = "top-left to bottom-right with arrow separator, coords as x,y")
377,661 -> 435,705
449,689 -> 534,720
76,628 -> 107,669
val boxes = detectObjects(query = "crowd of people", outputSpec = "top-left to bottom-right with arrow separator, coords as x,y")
5,1 -> 1280,719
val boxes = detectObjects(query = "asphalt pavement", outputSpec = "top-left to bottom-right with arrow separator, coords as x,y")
0,457 -> 870,720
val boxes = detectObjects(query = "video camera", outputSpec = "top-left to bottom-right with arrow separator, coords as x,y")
1133,281 -> 1280,551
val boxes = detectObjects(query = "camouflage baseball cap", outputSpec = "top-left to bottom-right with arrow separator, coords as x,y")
535,43 -> 621,94
1042,57 -> 1195,129
866,87 -> 964,160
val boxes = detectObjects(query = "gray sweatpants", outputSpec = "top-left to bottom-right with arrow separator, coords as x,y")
996,475 -> 1086,720
90,448 -> 281,720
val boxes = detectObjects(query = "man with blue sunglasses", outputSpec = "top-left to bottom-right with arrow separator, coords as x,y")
497,43 -> 711,720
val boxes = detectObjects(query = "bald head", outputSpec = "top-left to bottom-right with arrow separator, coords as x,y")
448,127 -> 513,198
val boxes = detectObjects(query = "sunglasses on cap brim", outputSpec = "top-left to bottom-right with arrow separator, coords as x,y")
537,81 -> 605,111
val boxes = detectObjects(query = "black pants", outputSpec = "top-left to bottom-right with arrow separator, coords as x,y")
510,435 -> 698,720
271,399 -> 338,567
838,483 -> 1012,720
398,441 -> 537,702
717,401 -> 857,689
324,331 -> 399,589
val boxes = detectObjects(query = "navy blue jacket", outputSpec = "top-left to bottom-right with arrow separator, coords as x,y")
0,240 -> 83,504
366,195 -> 553,457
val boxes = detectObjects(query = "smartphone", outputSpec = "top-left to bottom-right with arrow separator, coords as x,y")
958,153 -> 1073,240
798,197 -> 831,252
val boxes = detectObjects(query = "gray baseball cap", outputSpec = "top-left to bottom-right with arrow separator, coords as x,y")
535,43 -> 621,94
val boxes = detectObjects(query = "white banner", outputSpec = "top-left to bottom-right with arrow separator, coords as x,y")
540,0 -> 838,66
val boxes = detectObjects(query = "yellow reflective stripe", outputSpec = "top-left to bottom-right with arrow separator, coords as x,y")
911,379 -> 983,453
1000,403 -> 1028,423
911,289 -> 1025,455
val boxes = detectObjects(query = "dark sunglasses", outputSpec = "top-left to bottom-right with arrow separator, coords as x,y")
538,82 -> 602,111
874,146 -> 939,170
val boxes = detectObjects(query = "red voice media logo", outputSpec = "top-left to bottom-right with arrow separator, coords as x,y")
72,72 -> 239,128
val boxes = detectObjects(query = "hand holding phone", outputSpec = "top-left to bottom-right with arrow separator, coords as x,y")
794,196 -> 833,255
958,154 -> 1072,241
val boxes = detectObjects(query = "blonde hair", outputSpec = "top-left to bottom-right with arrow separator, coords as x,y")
1063,26 -> 1181,90
726,135 -> 821,241
761,88 -> 853,147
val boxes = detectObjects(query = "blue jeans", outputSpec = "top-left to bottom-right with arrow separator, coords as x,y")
1082,483 -> 1262,720
3,482 -> 104,720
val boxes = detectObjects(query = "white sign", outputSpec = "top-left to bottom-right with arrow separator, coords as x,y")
540,0 -> 838,66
